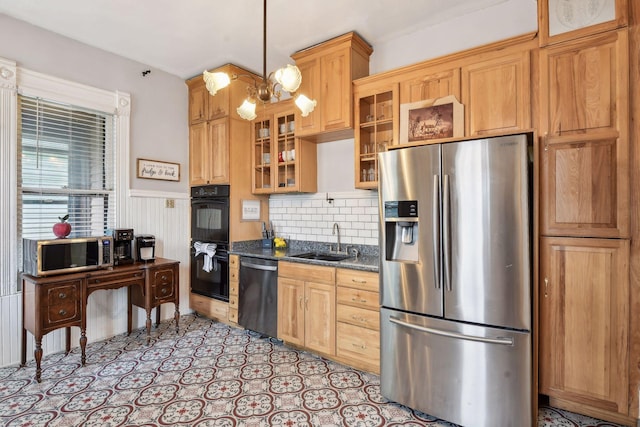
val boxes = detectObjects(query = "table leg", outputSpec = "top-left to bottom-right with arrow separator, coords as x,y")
80,329 -> 87,366
127,286 -> 132,335
21,328 -> 26,367
34,337 -> 43,383
65,327 -> 71,354
174,303 -> 180,332
145,309 -> 152,343
155,305 -> 160,327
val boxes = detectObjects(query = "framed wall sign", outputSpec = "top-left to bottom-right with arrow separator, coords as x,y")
241,199 -> 261,221
136,158 -> 181,181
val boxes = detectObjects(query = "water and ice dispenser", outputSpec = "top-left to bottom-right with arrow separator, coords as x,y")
384,200 -> 419,262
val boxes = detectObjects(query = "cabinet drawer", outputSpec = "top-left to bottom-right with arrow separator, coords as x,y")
45,283 -> 80,307
153,282 -> 175,302
279,261 -> 335,284
228,308 -> 238,323
336,269 -> 378,292
87,270 -> 144,289
337,287 -> 378,310
337,322 -> 380,362
337,304 -> 380,330
190,293 -> 229,321
229,254 -> 239,269
229,281 -> 238,296
229,295 -> 238,309
229,268 -> 239,282
46,301 -> 79,325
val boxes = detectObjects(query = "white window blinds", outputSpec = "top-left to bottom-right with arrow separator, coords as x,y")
18,95 -> 116,240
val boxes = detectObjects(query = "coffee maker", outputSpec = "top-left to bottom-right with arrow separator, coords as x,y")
111,228 -> 135,265
135,235 -> 156,262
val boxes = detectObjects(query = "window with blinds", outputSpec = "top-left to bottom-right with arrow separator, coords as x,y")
18,95 -> 116,240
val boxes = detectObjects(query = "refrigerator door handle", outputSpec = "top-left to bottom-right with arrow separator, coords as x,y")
433,174 -> 441,289
389,317 -> 514,346
442,174 -> 452,292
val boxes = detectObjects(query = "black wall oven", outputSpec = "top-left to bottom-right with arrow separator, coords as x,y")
191,185 -> 230,301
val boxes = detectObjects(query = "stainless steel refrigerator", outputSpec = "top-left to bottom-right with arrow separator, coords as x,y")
378,133 -> 532,427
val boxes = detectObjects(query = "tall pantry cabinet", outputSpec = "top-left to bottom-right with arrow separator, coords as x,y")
537,1 -> 634,423
186,64 -> 269,323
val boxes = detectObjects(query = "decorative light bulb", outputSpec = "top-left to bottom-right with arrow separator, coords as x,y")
274,64 -> 302,93
237,98 -> 257,120
294,94 -> 317,117
203,71 -> 231,96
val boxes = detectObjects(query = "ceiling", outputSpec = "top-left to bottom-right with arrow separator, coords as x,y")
0,0 -> 509,80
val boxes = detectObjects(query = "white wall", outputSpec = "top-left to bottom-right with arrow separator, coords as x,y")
0,13 -> 189,194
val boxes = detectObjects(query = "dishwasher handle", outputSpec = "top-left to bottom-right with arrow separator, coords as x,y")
241,260 -> 278,271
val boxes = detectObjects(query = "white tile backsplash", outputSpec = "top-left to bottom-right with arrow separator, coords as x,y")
269,191 -> 379,246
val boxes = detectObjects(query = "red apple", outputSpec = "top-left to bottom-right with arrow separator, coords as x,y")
53,214 -> 72,238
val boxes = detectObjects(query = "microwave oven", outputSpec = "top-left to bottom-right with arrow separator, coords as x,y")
23,236 -> 114,277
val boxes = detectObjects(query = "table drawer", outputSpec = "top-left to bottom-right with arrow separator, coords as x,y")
45,282 -> 80,307
337,287 -> 378,310
153,281 -> 175,302
337,304 -> 380,330
337,322 -> 380,362
87,270 -> 144,289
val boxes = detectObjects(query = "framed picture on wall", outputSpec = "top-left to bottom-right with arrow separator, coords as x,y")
399,95 -> 463,144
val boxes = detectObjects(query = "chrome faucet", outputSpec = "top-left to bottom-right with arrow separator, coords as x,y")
332,223 -> 341,253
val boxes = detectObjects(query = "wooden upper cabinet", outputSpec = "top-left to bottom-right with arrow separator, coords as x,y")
541,133 -> 629,238
540,30 -> 628,138
292,32 -> 372,142
539,236 -> 629,415
399,67 -> 461,104
187,64 -> 261,186
538,0 -> 628,47
461,50 -> 531,137
540,30 -> 629,238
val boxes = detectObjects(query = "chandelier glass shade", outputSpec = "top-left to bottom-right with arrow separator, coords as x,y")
202,0 -> 316,121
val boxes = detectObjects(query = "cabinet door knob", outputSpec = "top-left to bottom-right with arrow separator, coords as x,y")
58,292 -> 67,299
59,309 -> 67,316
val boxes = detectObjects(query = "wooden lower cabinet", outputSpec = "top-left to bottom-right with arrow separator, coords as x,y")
539,236 -> 630,420
189,292 -> 229,323
335,268 -> 380,374
277,262 -> 335,357
228,254 -> 239,324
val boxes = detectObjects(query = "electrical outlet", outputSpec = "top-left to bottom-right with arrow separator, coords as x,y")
165,199 -> 175,208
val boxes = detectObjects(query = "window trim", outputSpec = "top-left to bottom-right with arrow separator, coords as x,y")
0,56 -> 130,296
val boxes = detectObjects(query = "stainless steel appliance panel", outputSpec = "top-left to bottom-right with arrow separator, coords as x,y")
381,307 -> 531,427
442,135 -> 531,330
378,144 -> 442,317
239,257 -> 278,338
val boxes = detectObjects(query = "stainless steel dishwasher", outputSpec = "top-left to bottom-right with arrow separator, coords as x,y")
239,256 -> 278,338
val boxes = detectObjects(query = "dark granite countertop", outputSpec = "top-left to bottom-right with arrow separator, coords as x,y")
230,240 -> 379,273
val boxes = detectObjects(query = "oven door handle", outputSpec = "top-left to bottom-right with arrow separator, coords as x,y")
241,261 -> 277,271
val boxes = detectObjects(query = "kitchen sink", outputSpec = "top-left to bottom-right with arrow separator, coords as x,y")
290,252 -> 352,262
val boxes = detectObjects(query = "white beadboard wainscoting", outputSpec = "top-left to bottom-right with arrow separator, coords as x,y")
0,190 -> 191,368
268,191 -> 380,246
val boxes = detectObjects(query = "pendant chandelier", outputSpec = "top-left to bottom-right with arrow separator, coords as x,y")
202,0 -> 317,121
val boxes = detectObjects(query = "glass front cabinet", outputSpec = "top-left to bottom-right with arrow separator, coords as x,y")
252,100 -> 317,194
354,82 -> 399,189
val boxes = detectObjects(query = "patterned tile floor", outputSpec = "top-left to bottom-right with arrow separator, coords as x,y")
0,314 -> 627,426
